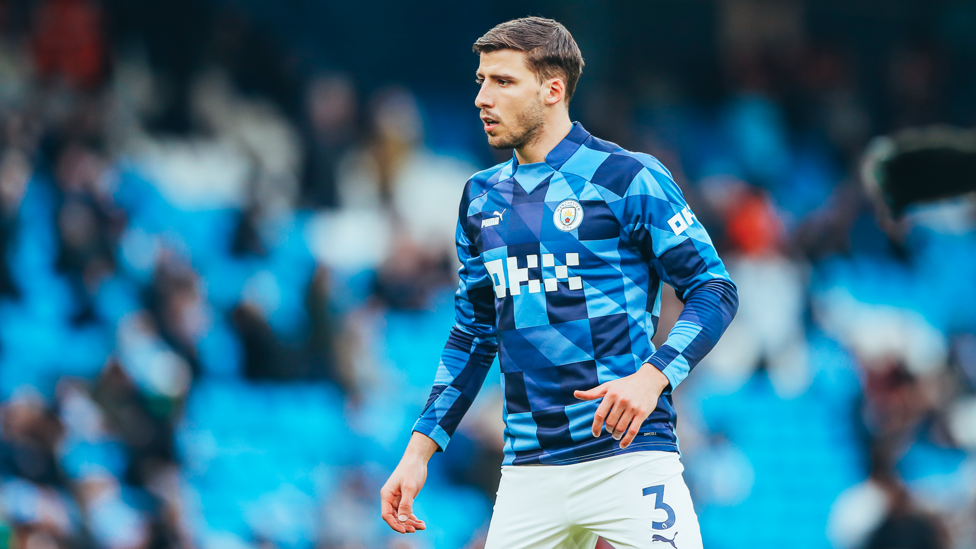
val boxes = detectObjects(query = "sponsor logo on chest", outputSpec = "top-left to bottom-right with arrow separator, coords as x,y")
484,253 -> 582,298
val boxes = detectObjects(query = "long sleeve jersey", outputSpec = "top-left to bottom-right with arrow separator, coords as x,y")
413,122 -> 738,466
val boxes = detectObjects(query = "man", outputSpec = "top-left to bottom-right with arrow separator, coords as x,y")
380,17 -> 738,549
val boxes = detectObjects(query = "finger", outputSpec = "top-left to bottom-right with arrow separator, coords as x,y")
591,394 -> 615,437
612,408 -> 637,440
403,513 -> 425,529
612,410 -> 635,441
381,487 -> 407,534
381,487 -> 395,517
397,490 -> 416,524
619,414 -> 644,449
382,508 -> 407,534
396,492 -> 415,534
410,514 -> 427,526
574,381 -> 612,401
604,399 -> 626,435
398,497 -> 419,534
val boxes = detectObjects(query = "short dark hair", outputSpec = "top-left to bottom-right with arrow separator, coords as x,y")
473,17 -> 584,106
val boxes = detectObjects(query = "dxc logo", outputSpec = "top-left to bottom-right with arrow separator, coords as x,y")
484,253 -> 582,298
667,206 -> 697,236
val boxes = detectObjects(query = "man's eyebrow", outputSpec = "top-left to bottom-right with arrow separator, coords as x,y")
478,72 -> 519,81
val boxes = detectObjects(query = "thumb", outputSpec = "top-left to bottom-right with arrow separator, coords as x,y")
397,491 -> 415,522
574,381 -> 611,400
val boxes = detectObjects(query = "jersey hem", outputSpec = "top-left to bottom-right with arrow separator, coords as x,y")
505,439 -> 678,467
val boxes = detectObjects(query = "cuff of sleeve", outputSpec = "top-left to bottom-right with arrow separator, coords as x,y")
411,420 -> 450,452
644,355 -> 678,394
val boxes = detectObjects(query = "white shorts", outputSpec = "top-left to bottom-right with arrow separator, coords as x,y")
484,451 -> 702,549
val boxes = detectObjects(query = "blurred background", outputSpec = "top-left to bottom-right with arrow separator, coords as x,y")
0,0 -> 975,548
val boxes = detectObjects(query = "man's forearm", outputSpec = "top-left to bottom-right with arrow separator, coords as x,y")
402,432 -> 440,464
646,279 -> 739,391
412,326 -> 497,451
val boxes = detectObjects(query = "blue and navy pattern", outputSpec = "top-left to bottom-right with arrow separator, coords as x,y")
413,123 -> 738,465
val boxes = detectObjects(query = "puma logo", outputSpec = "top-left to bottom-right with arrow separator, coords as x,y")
482,209 -> 507,227
652,532 -> 678,548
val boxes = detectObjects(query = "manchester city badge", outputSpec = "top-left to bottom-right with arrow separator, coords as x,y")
554,199 -> 584,232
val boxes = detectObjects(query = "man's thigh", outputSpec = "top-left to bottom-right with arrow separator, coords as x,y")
484,465 -> 599,549
572,452 -> 703,549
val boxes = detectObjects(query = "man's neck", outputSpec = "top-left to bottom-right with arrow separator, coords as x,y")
514,115 -> 574,165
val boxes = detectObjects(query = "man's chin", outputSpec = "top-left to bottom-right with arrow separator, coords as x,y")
487,134 -> 514,150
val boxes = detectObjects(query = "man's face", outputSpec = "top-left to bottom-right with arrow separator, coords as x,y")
475,50 -> 547,151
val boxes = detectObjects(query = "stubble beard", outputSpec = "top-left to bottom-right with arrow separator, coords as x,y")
487,97 -> 545,151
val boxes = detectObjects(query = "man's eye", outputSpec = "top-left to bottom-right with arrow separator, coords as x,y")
475,79 -> 484,85
498,80 -> 509,86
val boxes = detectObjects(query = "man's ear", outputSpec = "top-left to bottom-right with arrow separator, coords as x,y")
544,78 -> 566,106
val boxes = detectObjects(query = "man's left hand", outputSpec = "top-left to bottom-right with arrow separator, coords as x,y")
573,364 -> 671,449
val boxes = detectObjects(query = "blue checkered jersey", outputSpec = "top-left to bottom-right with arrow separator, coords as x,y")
413,123 -> 738,465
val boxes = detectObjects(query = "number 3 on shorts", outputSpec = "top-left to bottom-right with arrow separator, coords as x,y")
642,484 -> 676,530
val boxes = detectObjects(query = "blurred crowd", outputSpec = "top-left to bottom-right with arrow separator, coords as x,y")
0,0 -> 975,548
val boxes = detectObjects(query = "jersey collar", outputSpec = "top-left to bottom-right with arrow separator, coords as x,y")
510,122 -> 590,193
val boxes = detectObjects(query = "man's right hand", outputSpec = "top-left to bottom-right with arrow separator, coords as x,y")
380,432 -> 439,534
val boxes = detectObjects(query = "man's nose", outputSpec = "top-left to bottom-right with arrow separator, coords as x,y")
475,83 -> 492,109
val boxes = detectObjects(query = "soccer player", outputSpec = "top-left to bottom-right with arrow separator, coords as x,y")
380,17 -> 738,549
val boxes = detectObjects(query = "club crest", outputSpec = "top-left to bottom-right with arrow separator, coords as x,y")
554,199 -> 583,232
